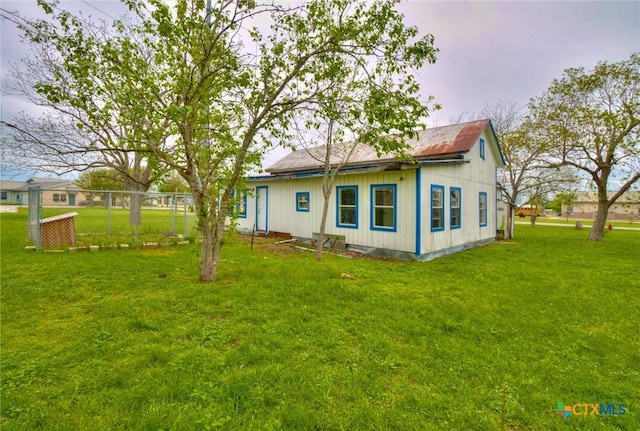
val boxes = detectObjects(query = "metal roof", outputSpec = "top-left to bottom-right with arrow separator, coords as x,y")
266,119 -> 498,174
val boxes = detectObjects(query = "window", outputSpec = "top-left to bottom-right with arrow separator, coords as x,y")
53,193 -> 60,202
480,138 -> 485,160
231,189 -> 247,218
336,185 -> 358,228
479,192 -> 487,226
296,192 -> 310,212
0,191 -> 7,200
370,184 -> 396,231
431,185 -> 444,231
60,193 -> 66,202
237,190 -> 247,218
450,187 -> 461,229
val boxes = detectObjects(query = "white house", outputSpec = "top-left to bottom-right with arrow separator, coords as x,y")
235,119 -> 506,260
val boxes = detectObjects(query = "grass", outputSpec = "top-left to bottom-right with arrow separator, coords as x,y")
33,207 -> 198,248
1,209 -> 639,430
516,216 -> 639,228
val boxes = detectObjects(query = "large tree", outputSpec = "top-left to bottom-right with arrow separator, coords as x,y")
1,4 -> 166,224
528,53 -> 640,240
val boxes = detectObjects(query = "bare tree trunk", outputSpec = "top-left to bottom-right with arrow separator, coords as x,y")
588,196 -> 609,242
207,215 -> 227,283
129,192 -> 143,226
191,187 -> 220,283
195,196 -> 228,282
122,162 -> 152,226
316,191 -> 331,261
505,206 -> 514,239
199,220 -> 216,282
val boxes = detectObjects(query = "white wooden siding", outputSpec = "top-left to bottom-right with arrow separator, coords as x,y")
417,130 -> 499,255
238,171 -> 418,253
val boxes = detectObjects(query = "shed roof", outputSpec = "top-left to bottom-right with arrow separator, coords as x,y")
266,119 -> 503,174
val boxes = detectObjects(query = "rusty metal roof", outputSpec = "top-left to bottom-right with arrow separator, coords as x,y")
266,119 -> 497,174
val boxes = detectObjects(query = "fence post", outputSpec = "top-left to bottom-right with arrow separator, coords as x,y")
132,191 -> 139,247
107,191 -> 112,236
28,185 -> 42,250
183,193 -> 188,236
170,193 -> 176,234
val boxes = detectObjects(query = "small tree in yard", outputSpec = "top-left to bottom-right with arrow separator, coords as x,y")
478,100 -> 575,238
290,21 -> 438,260
528,53 -> 640,241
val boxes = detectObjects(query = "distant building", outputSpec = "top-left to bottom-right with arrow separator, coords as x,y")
561,191 -> 640,221
0,177 -> 85,207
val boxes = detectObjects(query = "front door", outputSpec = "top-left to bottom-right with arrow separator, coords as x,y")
68,194 -> 76,206
256,186 -> 268,232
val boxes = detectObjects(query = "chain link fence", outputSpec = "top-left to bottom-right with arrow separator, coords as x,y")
27,186 -> 198,250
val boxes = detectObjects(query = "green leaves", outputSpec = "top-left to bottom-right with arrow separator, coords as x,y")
527,52 -> 640,240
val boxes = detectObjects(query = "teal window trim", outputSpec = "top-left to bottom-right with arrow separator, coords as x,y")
430,184 -> 445,232
231,189 -> 247,218
296,192 -> 310,212
479,191 -> 488,227
480,138 -> 486,160
450,187 -> 461,229
336,185 -> 358,229
370,184 -> 397,232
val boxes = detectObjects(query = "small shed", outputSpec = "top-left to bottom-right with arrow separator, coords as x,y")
40,212 -> 78,247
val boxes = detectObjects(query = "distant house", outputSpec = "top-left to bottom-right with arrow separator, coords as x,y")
0,181 -> 27,205
562,191 -> 640,221
0,178 -> 85,207
235,119 -> 506,260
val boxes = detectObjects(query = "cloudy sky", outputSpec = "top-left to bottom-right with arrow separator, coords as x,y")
1,0 -> 639,178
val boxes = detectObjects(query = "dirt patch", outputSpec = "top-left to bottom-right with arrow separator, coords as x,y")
239,235 -> 397,261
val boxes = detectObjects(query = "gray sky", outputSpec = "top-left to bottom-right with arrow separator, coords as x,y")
1,0 -> 639,178
400,0 -> 640,127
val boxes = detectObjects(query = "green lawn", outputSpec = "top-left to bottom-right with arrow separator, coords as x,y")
35,207 -> 199,248
1,210 -> 638,430
516,216 -> 639,228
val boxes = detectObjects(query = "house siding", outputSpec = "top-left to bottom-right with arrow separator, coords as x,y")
241,170 -> 418,253
416,130 -> 499,256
